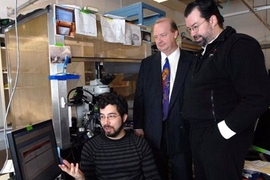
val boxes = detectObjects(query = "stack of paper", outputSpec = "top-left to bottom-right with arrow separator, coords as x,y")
243,160 -> 270,178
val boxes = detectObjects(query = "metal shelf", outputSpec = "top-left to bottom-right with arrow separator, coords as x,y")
72,56 -> 142,63
104,2 -> 166,26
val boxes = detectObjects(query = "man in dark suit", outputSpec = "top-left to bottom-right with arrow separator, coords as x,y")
133,17 -> 194,180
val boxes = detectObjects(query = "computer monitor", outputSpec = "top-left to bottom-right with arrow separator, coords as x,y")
55,5 -> 74,23
7,119 -> 62,180
252,109 -> 270,156
55,5 -> 75,36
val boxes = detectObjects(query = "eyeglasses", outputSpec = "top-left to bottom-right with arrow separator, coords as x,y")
99,113 -> 120,121
186,19 -> 206,33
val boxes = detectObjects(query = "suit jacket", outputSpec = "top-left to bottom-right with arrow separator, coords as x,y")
133,49 -> 194,155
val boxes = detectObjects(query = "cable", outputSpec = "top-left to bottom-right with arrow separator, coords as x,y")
0,0 -> 21,174
67,87 -> 94,106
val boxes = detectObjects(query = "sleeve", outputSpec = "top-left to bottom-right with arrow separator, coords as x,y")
218,120 -> 236,139
80,141 -> 96,180
140,138 -> 161,180
225,37 -> 270,133
133,59 -> 146,129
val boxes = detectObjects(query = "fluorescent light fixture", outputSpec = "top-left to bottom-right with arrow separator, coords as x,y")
153,0 -> 168,3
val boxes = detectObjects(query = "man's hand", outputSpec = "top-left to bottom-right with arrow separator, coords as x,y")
134,129 -> 145,137
59,159 -> 85,180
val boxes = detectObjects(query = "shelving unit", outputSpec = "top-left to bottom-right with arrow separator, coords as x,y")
3,4 -> 151,148
104,2 -> 166,26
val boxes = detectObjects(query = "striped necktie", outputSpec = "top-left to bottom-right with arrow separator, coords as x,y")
162,57 -> 170,120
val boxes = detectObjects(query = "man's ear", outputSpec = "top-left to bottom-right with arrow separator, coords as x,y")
210,15 -> 218,27
122,114 -> 128,123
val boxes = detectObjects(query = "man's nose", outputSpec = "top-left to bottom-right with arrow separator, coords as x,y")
190,30 -> 196,37
104,118 -> 110,124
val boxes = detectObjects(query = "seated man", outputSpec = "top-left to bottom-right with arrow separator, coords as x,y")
59,92 -> 161,180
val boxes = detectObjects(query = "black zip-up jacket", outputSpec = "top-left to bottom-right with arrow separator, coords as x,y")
182,26 -> 270,134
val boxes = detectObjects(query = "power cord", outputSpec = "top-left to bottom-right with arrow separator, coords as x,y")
0,0 -> 21,174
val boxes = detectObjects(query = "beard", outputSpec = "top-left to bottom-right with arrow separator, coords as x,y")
103,123 -> 124,138
193,35 -> 207,47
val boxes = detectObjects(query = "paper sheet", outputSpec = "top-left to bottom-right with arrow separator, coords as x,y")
100,15 -> 125,43
244,160 -> 270,175
74,9 -> 97,37
0,160 -> 14,174
124,23 -> 141,46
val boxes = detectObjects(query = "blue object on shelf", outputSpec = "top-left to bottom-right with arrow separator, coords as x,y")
104,2 -> 166,26
49,74 -> 80,80
62,56 -> 71,74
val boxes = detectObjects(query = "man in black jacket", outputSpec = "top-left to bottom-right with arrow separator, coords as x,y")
183,0 -> 270,180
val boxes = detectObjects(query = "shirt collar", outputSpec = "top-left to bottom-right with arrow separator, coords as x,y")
202,33 -> 221,55
161,47 -> 180,63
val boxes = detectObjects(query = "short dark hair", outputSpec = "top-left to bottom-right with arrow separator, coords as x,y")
97,92 -> 128,117
184,0 -> 224,29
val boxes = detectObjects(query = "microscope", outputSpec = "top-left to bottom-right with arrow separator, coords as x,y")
67,62 -> 115,139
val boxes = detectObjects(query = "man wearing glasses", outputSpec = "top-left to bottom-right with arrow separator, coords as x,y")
59,92 -> 161,180
182,0 -> 270,180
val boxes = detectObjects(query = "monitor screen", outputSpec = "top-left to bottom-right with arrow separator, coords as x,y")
252,109 -> 270,156
7,119 -> 61,180
54,5 -> 75,37
55,5 -> 74,23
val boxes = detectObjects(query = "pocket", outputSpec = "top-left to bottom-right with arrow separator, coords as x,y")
202,124 -> 227,152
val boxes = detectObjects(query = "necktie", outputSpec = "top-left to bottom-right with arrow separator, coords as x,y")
162,57 -> 170,120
